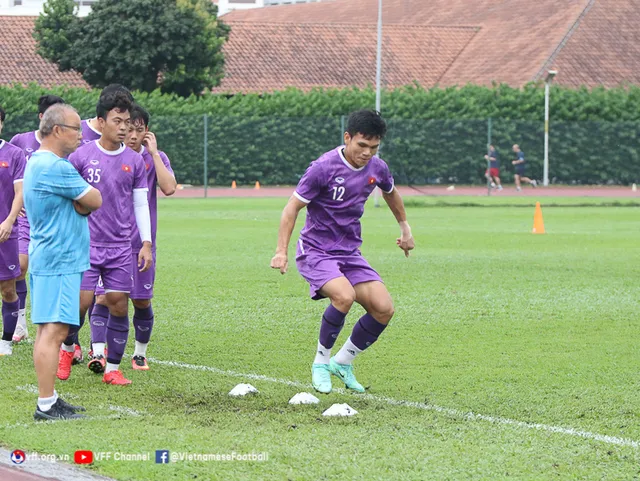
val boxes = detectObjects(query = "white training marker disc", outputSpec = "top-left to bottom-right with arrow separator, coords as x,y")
289,392 -> 320,405
228,383 -> 259,397
322,403 -> 358,417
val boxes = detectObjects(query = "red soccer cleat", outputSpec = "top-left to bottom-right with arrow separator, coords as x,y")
87,354 -> 106,374
72,344 -> 84,365
102,370 -> 132,385
131,355 -> 149,371
56,349 -> 74,380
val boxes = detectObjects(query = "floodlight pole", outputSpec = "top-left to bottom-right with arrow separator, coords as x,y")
543,70 -> 557,187
374,0 -> 383,207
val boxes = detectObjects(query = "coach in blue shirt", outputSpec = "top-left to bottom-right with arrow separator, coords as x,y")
23,104 -> 102,421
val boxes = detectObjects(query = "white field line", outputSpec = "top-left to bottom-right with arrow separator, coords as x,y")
148,357 -> 640,449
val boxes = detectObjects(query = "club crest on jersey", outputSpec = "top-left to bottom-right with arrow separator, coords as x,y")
145,163 -> 151,171
335,177 -> 345,184
0,161 -> 8,168
90,159 -> 100,165
368,177 -> 376,185
122,164 -> 132,173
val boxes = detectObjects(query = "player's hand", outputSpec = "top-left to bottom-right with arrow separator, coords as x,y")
396,230 -> 415,257
18,207 -> 26,218
138,243 -> 153,272
512,160 -> 516,165
0,219 -> 13,243
142,132 -> 158,155
270,252 -> 288,274
73,200 -> 91,216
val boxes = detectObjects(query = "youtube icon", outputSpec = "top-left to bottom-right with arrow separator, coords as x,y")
74,450 -> 93,464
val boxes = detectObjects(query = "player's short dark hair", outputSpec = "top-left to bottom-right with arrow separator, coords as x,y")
346,109 -> 387,140
130,104 -> 150,128
96,90 -> 133,120
0,106 -> 5,123
100,84 -> 134,102
37,95 -> 65,115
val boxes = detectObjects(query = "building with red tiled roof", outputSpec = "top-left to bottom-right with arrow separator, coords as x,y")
0,16 -> 87,88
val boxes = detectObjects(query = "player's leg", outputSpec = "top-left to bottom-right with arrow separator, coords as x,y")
14,219 -> 30,342
493,173 -> 503,190
32,273 -> 85,420
296,246 -> 353,394
514,174 -> 522,191
130,251 -> 155,370
521,176 -> 537,187
0,238 -> 20,355
102,246 -> 135,385
88,287 -> 109,370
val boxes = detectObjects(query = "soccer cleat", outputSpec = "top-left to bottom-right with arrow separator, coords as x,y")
0,341 -> 13,356
102,370 -> 132,385
72,344 -> 84,365
312,363 -> 332,394
131,355 -> 149,371
34,399 -> 85,421
328,357 -> 365,393
12,323 -> 28,343
57,397 -> 86,413
56,349 -> 74,380
87,354 -> 106,374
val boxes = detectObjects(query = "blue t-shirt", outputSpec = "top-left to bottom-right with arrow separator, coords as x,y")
489,149 -> 499,169
23,150 -> 92,276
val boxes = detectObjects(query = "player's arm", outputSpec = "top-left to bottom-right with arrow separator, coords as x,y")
270,196 -> 307,274
382,187 -> 415,257
133,188 -> 153,272
0,181 -> 23,243
73,187 -> 102,214
144,132 -> 177,196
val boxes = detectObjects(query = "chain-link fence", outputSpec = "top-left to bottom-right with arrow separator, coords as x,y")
4,115 -> 640,190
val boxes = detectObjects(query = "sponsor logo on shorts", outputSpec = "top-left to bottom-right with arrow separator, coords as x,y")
90,159 -> 100,165
144,284 -> 152,290
8,265 -> 16,270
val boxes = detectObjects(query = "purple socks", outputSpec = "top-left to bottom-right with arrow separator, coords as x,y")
1,299 -> 19,341
90,304 -> 109,344
16,279 -> 27,310
319,304 -> 346,349
133,305 -> 154,344
350,313 -> 387,351
106,314 -> 129,365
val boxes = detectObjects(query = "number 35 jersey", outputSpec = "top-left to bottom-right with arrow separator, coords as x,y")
294,146 -> 394,255
69,140 -> 148,247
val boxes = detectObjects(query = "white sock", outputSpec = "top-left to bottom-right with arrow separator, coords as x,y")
333,337 -> 362,365
61,343 -> 74,353
133,341 -> 148,358
313,341 -> 331,364
37,391 -> 58,412
105,362 -> 120,373
17,309 -> 26,328
0,339 -> 12,349
92,342 -> 105,357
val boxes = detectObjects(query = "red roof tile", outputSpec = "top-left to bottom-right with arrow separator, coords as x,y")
0,16 -> 87,88
216,22 -> 478,92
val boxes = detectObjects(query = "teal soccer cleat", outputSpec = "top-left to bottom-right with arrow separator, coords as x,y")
328,357 -> 365,393
312,363 -> 332,394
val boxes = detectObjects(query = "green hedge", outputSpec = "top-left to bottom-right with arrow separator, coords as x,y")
2,83 -> 640,185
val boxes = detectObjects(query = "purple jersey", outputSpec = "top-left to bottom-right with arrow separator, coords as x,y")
294,146 -> 394,254
130,146 -> 173,253
69,141 -> 147,247
9,131 -> 41,161
0,141 -> 26,240
81,119 -> 102,145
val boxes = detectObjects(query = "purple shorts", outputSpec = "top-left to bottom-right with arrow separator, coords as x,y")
81,245 -> 133,293
295,242 -> 382,300
18,216 -> 30,256
0,238 -> 20,281
130,251 -> 156,300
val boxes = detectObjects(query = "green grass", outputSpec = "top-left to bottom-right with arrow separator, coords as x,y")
2,197 -> 640,480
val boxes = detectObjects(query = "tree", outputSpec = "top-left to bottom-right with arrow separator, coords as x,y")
34,0 -> 230,97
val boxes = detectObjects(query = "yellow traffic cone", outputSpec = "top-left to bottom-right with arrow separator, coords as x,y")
532,202 -> 545,234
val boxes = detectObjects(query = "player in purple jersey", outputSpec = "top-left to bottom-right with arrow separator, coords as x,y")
58,91 -> 153,386
9,95 -> 66,345
123,104 -> 176,370
76,85 -> 135,361
271,110 -> 415,394
0,106 -> 26,356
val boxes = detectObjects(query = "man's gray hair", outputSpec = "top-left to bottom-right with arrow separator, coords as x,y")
39,104 -> 78,137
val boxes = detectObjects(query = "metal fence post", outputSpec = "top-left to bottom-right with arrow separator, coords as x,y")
486,117 -> 492,196
203,114 -> 208,198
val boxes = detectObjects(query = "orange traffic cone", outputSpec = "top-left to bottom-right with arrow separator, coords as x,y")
254,181 -> 260,190
532,201 -> 545,234
231,180 -> 236,189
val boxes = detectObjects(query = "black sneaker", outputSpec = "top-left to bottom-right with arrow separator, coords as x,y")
34,399 -> 86,421
58,397 -> 86,412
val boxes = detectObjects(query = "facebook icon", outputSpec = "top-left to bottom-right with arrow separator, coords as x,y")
155,450 -> 169,464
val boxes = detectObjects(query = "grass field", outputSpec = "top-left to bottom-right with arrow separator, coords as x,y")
2,196 -> 640,480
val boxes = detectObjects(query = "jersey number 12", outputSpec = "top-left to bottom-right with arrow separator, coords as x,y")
332,186 -> 345,201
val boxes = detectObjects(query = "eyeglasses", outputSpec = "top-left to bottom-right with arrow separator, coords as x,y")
55,124 -> 83,133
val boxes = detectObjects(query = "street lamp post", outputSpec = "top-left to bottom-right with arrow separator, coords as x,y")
543,70 -> 557,187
